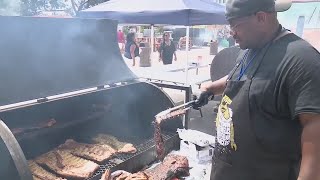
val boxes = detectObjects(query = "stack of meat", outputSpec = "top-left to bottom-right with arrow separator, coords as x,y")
100,154 -> 190,180
28,134 -> 137,180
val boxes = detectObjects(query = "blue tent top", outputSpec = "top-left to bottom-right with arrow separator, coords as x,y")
79,0 -> 227,25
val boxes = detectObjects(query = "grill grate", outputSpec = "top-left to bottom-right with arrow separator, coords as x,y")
86,132 -> 177,180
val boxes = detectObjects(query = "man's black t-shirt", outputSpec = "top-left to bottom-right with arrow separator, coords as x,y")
228,32 -> 320,156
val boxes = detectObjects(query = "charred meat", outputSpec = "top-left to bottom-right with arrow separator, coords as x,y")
108,154 -> 189,180
92,134 -> 137,154
125,172 -> 149,180
144,154 -> 189,180
35,149 -> 99,179
109,171 -> 148,180
153,121 -> 165,161
28,160 -> 66,180
59,139 -> 116,162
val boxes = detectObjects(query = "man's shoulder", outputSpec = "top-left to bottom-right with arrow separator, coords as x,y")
275,33 -> 320,83
284,33 -> 320,60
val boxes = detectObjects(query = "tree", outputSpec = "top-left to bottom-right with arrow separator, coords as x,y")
18,0 -> 110,16
69,0 -> 109,16
20,0 -> 67,16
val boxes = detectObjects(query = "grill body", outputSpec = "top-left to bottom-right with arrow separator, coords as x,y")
0,16 -> 182,180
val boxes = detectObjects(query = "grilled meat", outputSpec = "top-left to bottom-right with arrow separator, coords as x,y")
155,109 -> 186,124
125,172 -> 149,180
28,160 -> 66,180
115,173 -> 130,180
144,154 -> 189,180
92,134 -> 137,154
100,169 -> 111,180
12,118 -> 57,135
35,149 -> 99,179
33,176 -> 42,180
118,144 -> 137,154
59,139 -> 116,162
153,121 -> 165,161
109,170 -> 132,180
108,154 -> 189,180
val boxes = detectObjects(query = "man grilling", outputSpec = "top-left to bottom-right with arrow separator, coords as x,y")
193,0 -> 320,179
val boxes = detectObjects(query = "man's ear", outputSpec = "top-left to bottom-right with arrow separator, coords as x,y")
255,11 -> 268,23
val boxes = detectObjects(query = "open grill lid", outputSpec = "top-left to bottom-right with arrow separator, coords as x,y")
0,16 -> 136,106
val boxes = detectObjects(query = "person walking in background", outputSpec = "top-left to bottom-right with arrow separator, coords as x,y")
124,32 -> 139,66
117,29 -> 125,52
159,32 -> 177,65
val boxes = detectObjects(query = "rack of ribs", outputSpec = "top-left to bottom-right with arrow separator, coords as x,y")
35,149 -> 99,179
153,108 -> 187,161
28,160 -> 66,180
105,170 -> 149,180
92,134 -> 137,154
58,139 -> 116,162
144,154 -> 190,180
153,121 -> 165,161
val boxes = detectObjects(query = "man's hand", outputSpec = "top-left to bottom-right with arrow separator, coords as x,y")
174,56 -> 177,61
192,91 -> 214,110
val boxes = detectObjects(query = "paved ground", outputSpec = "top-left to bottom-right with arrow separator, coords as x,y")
126,46 -> 223,136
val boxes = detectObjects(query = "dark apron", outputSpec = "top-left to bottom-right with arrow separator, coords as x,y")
210,30 -> 300,180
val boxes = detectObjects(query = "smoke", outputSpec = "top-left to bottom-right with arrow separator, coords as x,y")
0,0 -> 21,16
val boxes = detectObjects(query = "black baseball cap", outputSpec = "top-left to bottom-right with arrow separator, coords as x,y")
225,0 -> 292,21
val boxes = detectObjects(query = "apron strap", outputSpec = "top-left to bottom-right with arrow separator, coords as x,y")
250,29 -> 291,78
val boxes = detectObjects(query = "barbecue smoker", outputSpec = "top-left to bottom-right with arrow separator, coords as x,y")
0,16 -> 182,180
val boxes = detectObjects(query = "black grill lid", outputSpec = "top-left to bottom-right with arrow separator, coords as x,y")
0,16 -> 136,106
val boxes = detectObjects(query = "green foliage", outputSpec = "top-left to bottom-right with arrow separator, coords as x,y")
20,0 -> 66,16
16,0 -> 110,16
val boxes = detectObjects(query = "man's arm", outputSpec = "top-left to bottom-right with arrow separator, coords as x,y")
298,113 -> 320,180
201,75 -> 228,96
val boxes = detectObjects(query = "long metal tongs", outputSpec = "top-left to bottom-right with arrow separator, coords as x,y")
155,100 -> 196,121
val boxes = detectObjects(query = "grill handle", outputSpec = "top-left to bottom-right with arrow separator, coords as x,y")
0,120 -> 33,180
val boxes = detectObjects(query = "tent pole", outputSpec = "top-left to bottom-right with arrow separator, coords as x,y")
185,26 -> 190,86
151,25 -> 155,53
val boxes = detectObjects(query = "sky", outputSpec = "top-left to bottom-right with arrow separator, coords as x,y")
278,2 -> 320,29
0,0 -> 21,16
